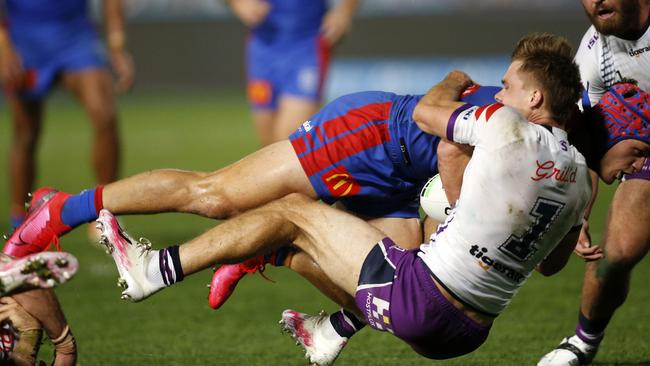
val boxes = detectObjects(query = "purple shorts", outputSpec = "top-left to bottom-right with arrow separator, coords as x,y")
355,238 -> 491,359
622,158 -> 650,181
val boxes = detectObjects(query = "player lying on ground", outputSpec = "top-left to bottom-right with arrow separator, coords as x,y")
0,252 -> 79,365
96,35 -> 601,364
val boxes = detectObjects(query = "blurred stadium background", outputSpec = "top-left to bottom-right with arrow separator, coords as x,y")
0,1 -> 648,365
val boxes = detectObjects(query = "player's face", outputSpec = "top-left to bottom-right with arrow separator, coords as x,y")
599,139 -> 650,183
581,0 -> 645,38
495,60 -> 534,118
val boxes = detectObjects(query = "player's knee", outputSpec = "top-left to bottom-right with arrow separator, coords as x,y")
604,242 -> 647,270
86,101 -> 118,131
187,173 -> 241,219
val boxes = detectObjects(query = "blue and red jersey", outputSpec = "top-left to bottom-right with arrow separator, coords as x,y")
289,86 -> 499,218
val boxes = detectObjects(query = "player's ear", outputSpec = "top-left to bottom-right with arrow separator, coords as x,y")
529,89 -> 543,109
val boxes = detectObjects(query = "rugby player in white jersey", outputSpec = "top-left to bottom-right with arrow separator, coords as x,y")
94,33 -> 595,365
539,1 -> 650,365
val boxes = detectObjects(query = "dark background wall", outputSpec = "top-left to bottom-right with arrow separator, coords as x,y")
127,12 -> 591,91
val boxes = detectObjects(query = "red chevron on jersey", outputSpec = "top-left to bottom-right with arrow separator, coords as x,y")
474,103 -> 504,122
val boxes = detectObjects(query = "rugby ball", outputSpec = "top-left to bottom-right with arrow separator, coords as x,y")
420,174 -> 451,222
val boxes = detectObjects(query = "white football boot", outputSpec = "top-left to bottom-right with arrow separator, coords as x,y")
0,252 -> 78,295
537,335 -> 599,366
96,209 -> 159,302
279,309 -> 348,366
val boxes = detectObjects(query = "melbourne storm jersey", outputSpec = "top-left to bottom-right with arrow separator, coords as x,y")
419,104 -> 591,315
576,24 -> 650,106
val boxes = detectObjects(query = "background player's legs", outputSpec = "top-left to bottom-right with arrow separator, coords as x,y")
179,193 -> 384,296
8,97 -> 44,228
62,69 -> 120,185
272,96 -> 320,143
578,179 -> 650,339
252,109 -> 276,146
103,140 -> 317,219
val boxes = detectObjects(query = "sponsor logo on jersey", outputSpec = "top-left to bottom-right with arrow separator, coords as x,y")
587,32 -> 599,50
469,245 -> 525,283
531,160 -> 577,183
322,166 -> 361,198
628,44 -> 650,57
301,120 -> 313,132
364,292 -> 394,333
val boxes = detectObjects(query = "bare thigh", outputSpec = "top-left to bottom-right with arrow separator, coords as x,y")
283,194 -> 387,295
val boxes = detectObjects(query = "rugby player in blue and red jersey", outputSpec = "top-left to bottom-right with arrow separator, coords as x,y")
227,0 -> 358,145
0,0 -> 134,231
3,79 -> 498,306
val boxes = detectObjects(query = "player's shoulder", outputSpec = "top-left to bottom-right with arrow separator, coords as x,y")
471,103 -> 522,124
577,25 -> 601,51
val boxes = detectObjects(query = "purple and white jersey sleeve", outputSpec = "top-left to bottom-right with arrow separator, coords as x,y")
448,103 -> 506,147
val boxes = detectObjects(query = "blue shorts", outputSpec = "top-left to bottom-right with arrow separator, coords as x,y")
355,238 -> 491,359
8,19 -> 108,100
289,91 -> 435,218
246,34 -> 331,110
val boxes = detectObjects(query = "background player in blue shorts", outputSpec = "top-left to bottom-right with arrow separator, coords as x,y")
0,0 -> 134,231
226,0 -> 358,145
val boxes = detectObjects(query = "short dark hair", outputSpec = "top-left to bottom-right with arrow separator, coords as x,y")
512,33 -> 583,123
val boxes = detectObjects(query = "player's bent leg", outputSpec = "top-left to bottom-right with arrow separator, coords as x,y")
539,179 -> 650,366
273,96 -> 319,143
103,140 -> 316,219
8,97 -> 44,229
436,140 -> 472,204
581,179 -> 650,321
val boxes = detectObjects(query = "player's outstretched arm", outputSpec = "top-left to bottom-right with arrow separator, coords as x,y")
103,0 -> 134,93
226,0 -> 271,28
412,71 -> 473,138
321,0 -> 358,46
0,24 -> 24,88
536,229 -> 581,276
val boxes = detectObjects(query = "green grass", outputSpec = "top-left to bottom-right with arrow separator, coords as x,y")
0,91 -> 648,365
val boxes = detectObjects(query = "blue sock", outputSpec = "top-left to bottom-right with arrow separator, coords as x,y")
61,188 -> 99,228
10,214 -> 25,230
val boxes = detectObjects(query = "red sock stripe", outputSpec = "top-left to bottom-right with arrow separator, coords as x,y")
94,186 -> 104,214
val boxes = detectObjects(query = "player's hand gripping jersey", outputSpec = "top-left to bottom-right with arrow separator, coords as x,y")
419,104 -> 592,315
576,24 -> 650,107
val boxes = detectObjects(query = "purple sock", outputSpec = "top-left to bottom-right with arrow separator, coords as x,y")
575,311 -> 607,345
329,309 -> 365,338
61,188 -> 99,228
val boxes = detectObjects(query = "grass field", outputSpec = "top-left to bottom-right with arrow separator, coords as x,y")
0,91 -> 648,365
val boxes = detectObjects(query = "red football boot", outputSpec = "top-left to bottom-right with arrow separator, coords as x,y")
207,250 -> 290,310
3,188 -> 72,258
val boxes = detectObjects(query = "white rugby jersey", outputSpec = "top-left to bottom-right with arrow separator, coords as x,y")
419,103 -> 592,315
576,24 -> 650,106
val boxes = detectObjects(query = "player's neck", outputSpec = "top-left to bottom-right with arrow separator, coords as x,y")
528,110 -> 564,130
618,12 -> 650,40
